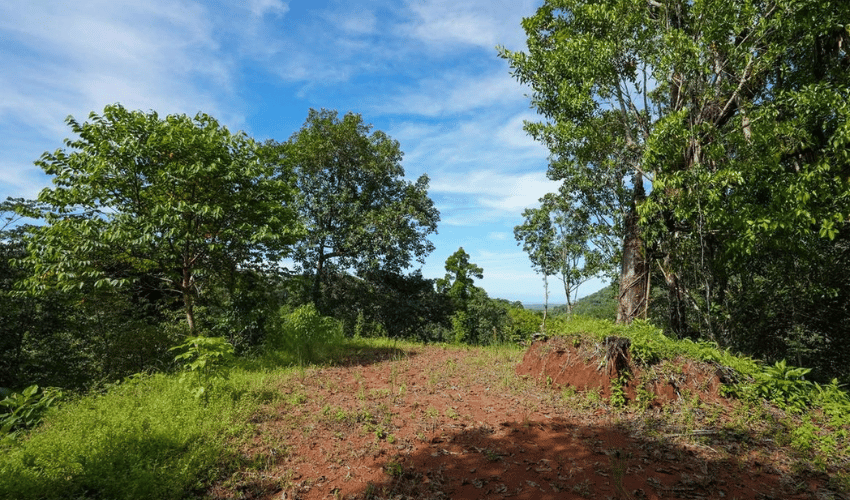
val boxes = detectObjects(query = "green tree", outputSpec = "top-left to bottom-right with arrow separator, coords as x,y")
502,0 -> 850,378
23,104 -> 302,333
436,247 -> 484,343
436,247 -> 483,305
278,109 -> 440,308
516,193 -> 608,318
501,0 -> 849,327
514,201 -> 556,327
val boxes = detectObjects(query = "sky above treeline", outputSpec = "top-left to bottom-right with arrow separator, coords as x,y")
0,0 -> 607,304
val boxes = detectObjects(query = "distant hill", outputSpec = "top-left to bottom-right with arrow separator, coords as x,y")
551,282 -> 619,320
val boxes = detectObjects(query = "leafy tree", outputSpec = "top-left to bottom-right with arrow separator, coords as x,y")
516,193 -> 608,318
436,247 -> 484,343
514,201 -> 556,327
501,0 -> 850,357
436,247 -> 483,305
22,104 -> 302,333
277,109 -> 439,308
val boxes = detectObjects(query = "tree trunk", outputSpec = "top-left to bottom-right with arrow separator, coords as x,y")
541,274 -> 548,333
311,245 -> 325,308
182,266 -> 196,333
617,174 -> 649,324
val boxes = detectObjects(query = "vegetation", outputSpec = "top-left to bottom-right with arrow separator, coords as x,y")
275,109 -> 439,310
502,0 -> 850,381
1,2 -> 849,491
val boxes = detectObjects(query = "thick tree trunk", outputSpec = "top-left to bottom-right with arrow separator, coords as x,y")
617,175 -> 649,324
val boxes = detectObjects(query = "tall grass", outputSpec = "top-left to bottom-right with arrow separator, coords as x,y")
0,368 -> 270,500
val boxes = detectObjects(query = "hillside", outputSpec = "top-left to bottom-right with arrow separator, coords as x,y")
3,323 -> 849,500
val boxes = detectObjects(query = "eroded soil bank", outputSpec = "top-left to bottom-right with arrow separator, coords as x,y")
208,342 -> 839,500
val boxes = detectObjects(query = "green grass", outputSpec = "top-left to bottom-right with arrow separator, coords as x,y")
551,316 -> 850,476
0,352 -> 314,500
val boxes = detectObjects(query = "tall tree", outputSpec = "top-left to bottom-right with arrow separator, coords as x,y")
514,202 -> 557,327
23,104 -> 302,332
516,193 -> 608,318
279,109 -> 439,308
501,0 -> 850,341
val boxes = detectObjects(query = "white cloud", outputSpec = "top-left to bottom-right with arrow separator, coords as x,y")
399,0 -> 539,51
488,232 -> 510,241
374,71 -> 527,117
0,0 -> 243,139
322,8 -> 377,35
247,0 -> 289,18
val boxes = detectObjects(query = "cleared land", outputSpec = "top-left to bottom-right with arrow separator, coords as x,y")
209,341 -> 845,500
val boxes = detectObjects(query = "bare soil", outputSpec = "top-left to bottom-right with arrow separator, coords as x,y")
208,339 -> 843,500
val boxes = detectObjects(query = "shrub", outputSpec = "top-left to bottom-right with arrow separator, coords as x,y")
267,303 -> 343,364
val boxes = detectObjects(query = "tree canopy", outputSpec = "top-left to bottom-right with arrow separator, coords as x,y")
22,104 -> 302,332
502,0 -> 850,378
278,109 -> 440,307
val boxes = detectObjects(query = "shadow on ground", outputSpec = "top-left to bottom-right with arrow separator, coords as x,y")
344,415 -> 837,500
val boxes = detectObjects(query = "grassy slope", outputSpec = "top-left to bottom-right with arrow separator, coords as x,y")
2,324 -> 848,499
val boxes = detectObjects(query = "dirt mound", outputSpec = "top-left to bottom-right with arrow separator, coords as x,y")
515,337 -> 728,407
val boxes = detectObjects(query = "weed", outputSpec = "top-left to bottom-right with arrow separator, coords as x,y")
170,335 -> 235,400
384,460 -> 403,477
0,385 -> 64,442
610,373 -> 629,408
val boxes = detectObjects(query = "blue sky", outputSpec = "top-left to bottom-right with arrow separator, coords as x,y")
0,0 -> 606,304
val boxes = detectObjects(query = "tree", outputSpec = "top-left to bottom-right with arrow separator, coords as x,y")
501,0 -> 850,341
514,202 -> 556,327
436,247 -> 483,305
23,104 -> 302,333
436,247 -> 484,343
278,109 -> 440,308
516,193 -> 608,319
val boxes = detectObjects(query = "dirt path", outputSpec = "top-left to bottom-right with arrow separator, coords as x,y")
209,343 -> 837,500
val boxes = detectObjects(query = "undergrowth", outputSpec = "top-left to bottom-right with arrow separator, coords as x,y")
554,316 -> 850,478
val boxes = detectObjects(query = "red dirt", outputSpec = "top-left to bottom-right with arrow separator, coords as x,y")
208,341 -> 839,500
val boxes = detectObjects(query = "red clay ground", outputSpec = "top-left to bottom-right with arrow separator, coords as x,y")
207,340 -> 844,500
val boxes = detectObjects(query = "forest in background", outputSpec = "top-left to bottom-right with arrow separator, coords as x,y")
1,0 -> 849,401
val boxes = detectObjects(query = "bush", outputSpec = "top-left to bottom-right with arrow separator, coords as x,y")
267,303 -> 343,364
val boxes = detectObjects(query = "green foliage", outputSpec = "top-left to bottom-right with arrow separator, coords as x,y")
506,306 -> 542,343
516,193 -> 609,312
0,385 -> 63,442
437,247 -> 483,305
0,370 -> 260,500
502,0 -> 850,380
751,360 -> 814,413
559,282 -> 618,320
610,374 -> 628,409
450,311 -> 470,344
23,103 -> 301,332
267,303 -> 343,364
279,109 -> 439,307
170,336 -> 235,400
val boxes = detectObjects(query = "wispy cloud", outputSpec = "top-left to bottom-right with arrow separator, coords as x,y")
399,0 -> 538,51
247,0 -> 289,18
373,71 -> 527,117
